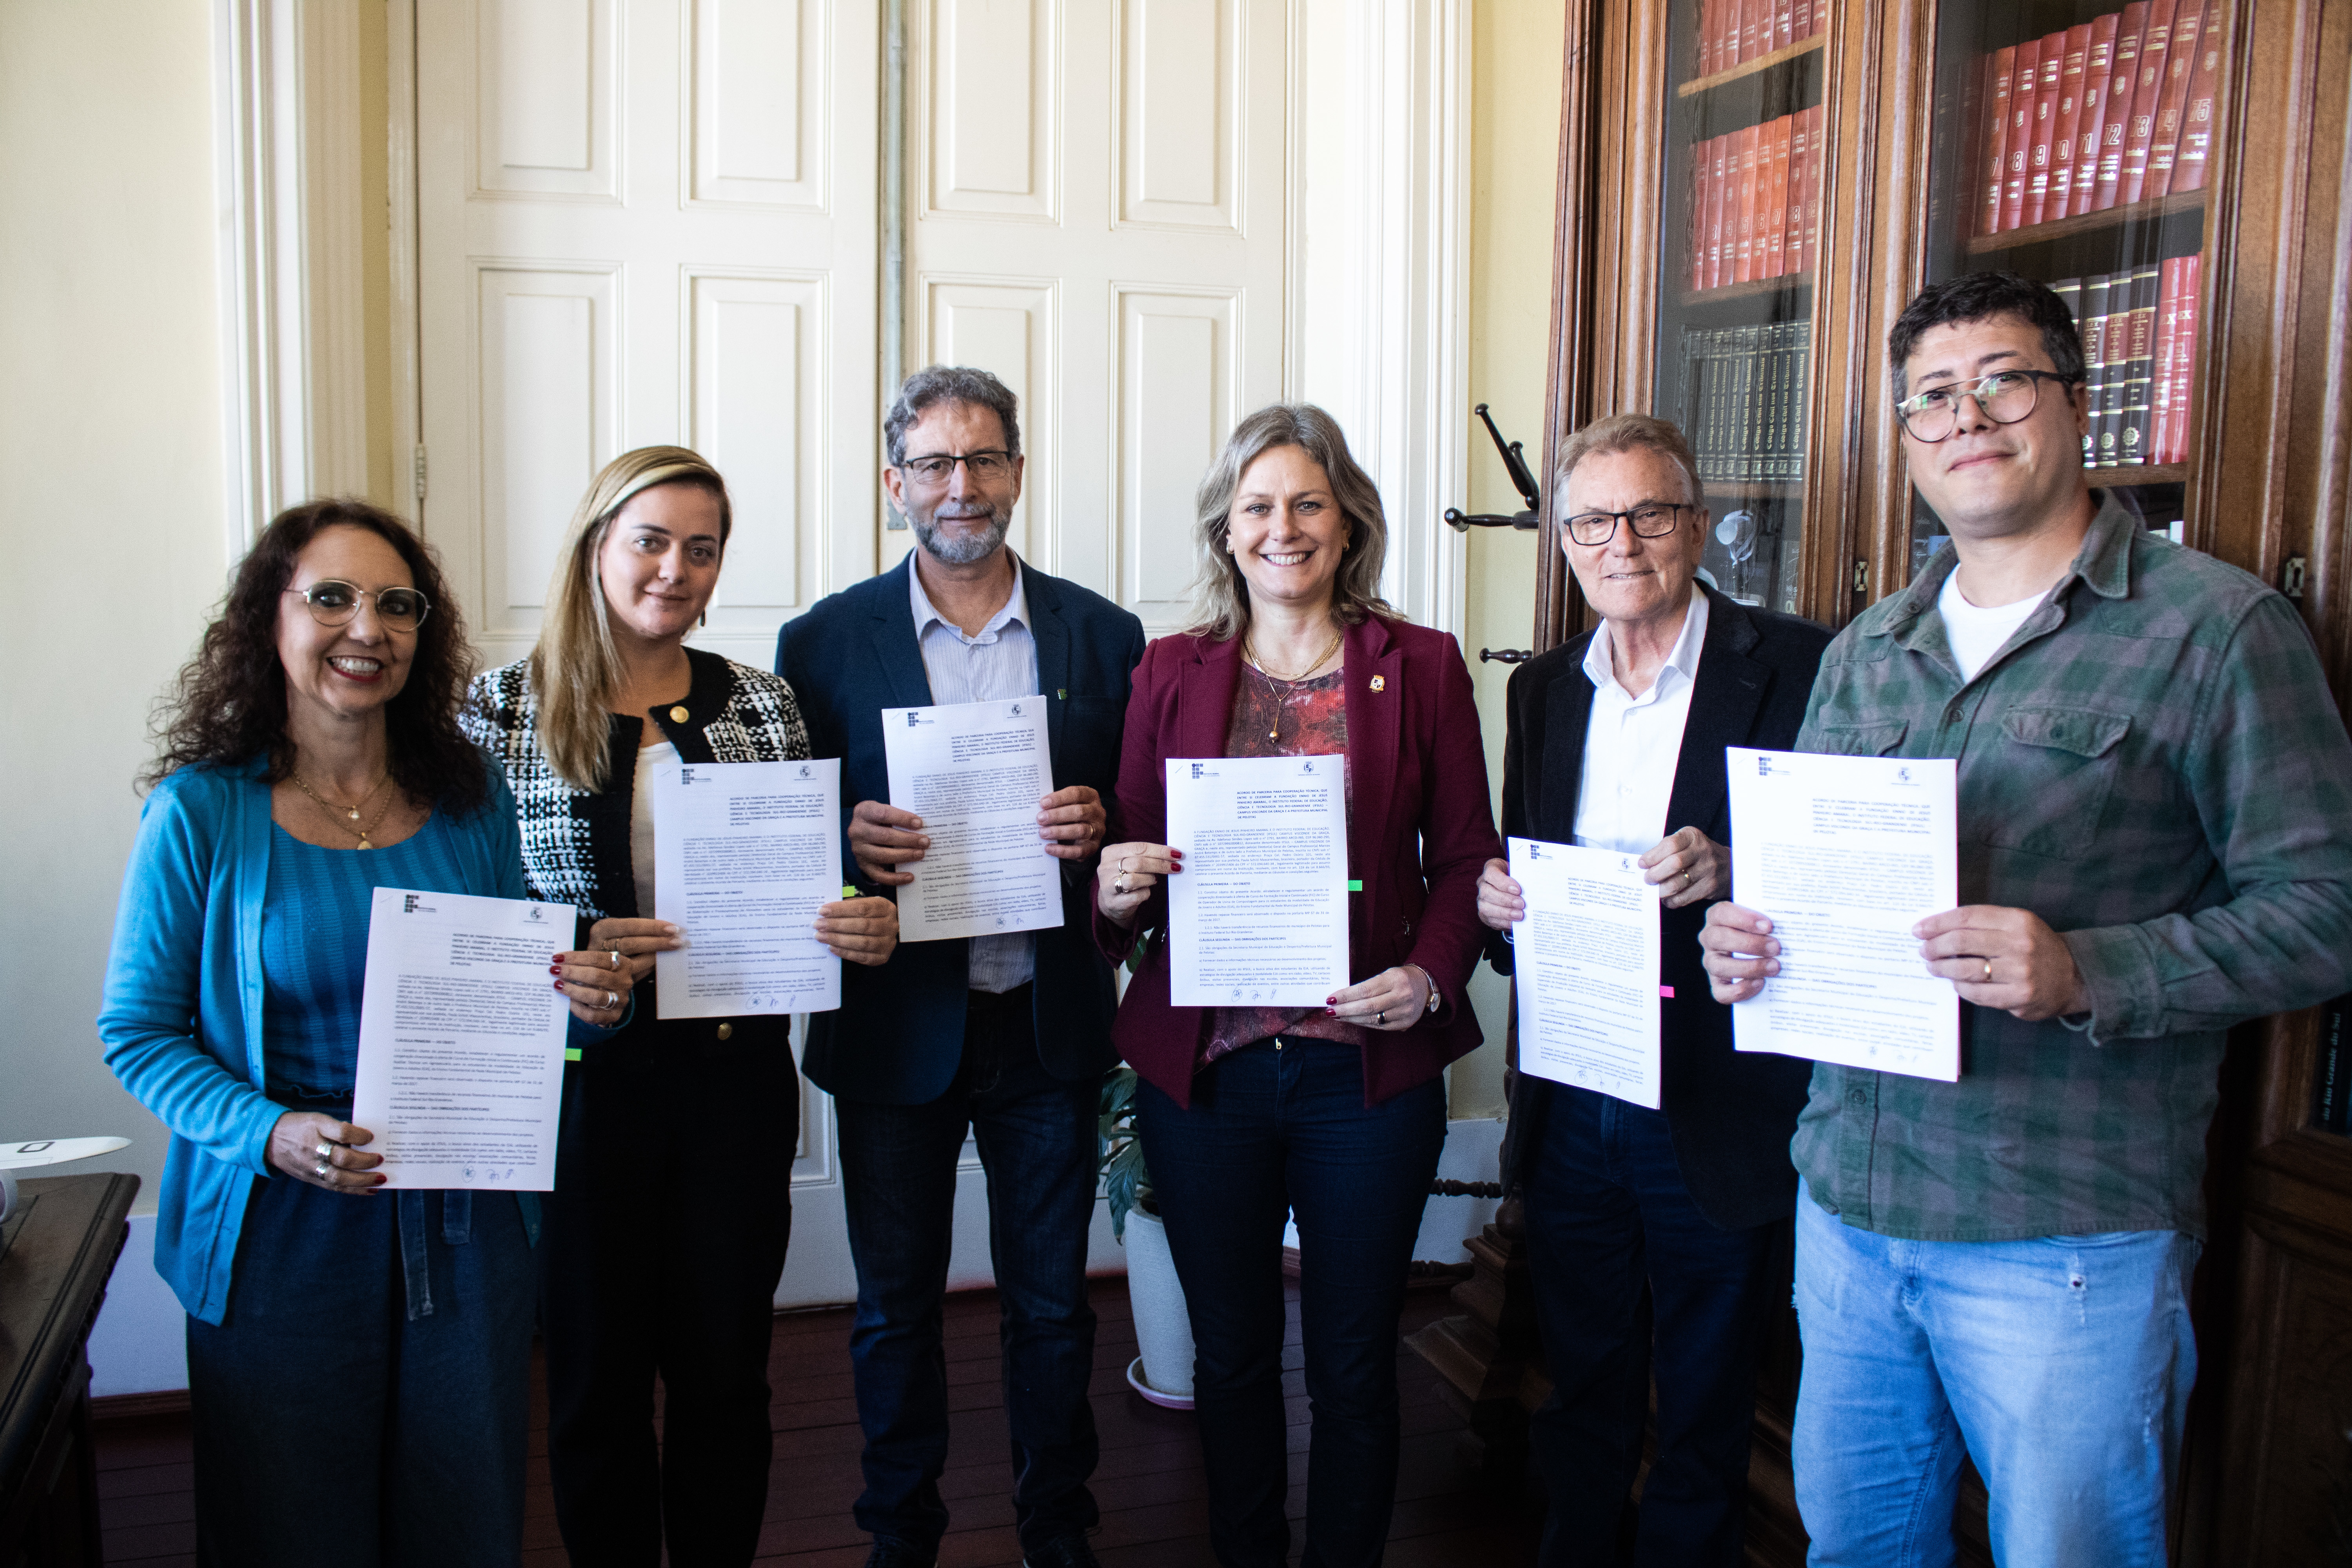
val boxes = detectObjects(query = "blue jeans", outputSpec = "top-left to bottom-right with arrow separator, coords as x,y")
186,1172 -> 535,1568
1791,1192 -> 2199,1568
834,986 -> 1102,1555
1521,1087 -> 1781,1568
1138,1038 -> 1446,1568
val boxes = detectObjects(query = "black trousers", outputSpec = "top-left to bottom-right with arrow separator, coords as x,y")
540,1026 -> 798,1568
1522,1087 -> 1782,1568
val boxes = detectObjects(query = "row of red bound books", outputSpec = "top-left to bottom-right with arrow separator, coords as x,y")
2052,255 -> 2200,469
1695,0 -> 1828,77
1686,106 -> 1826,294
1977,0 -> 2226,237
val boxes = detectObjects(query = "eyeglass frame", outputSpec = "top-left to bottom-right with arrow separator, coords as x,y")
895,448 -> 1019,486
1562,501 -> 1699,547
281,580 -> 433,630
1891,368 -> 2082,443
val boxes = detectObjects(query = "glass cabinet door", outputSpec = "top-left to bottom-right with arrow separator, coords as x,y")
1654,0 -> 1831,615
1909,0 -> 2231,574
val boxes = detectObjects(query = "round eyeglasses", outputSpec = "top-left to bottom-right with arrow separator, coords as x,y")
283,581 -> 432,631
1564,503 -> 1695,547
1893,368 -> 2080,443
898,450 -> 1015,486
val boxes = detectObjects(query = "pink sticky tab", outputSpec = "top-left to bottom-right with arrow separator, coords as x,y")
1659,985 -> 1676,998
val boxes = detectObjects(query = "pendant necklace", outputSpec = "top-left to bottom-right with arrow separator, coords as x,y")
292,771 -> 397,850
1244,625 -> 1343,742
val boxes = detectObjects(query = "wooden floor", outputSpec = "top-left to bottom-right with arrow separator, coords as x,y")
93,1278 -> 1544,1566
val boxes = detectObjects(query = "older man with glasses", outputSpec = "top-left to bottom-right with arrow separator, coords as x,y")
1701,270 -> 2352,1566
1476,412 -> 1831,1566
775,366 -> 1145,1568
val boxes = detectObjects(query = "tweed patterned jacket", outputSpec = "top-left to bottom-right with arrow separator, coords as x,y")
461,645 -> 812,926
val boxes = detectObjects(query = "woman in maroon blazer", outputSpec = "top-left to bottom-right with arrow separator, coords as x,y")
1094,405 -> 1499,1568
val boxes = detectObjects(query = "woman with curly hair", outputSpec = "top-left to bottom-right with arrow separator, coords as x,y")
461,446 -> 898,1567
98,499 -> 630,1567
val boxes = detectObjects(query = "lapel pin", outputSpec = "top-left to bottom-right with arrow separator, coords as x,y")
1369,675 -> 1386,692
1058,688 -> 1067,700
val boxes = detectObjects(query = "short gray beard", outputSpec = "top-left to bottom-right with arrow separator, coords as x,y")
910,503 -> 1011,566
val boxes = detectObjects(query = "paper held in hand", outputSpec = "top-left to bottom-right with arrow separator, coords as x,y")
651,758 -> 843,1018
882,697 -> 1063,942
1726,747 -> 1961,1081
1164,755 -> 1350,1007
352,887 -> 575,1190
1507,838 -> 1664,1109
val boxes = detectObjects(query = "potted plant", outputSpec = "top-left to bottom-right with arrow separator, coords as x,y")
1100,1066 -> 1194,1408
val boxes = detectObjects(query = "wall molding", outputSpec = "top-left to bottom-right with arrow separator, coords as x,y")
212,0 -> 372,552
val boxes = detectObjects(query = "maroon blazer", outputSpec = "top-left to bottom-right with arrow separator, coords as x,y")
1098,614 -> 1501,1108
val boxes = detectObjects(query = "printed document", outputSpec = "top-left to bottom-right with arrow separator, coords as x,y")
882,697 -> 1063,942
652,758 -> 843,1018
1508,837 -> 1664,1109
1727,747 -> 1961,1080
1165,755 -> 1350,1007
353,887 -> 574,1189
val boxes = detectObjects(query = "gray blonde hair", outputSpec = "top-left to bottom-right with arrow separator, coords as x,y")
1187,404 -> 1395,641
1552,412 -> 1704,506
527,446 -> 732,790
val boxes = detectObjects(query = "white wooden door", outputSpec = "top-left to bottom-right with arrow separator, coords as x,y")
900,0 -> 1294,633
414,0 -> 879,1307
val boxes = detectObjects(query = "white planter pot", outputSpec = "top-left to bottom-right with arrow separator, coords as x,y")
1121,1206 -> 1196,1408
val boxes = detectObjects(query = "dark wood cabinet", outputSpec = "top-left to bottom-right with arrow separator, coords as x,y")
1534,0 -> 2352,1560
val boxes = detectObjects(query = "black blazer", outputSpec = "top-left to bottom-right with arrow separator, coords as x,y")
1492,586 -> 1830,1230
775,554 -> 1147,1105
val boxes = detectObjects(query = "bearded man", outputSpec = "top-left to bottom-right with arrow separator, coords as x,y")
774,365 -> 1144,1568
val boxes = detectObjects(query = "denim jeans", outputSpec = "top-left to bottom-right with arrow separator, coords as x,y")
834,986 -> 1102,1555
1521,1087 -> 1782,1568
1138,1038 -> 1447,1568
186,1172 -> 535,1568
1791,1191 -> 2199,1568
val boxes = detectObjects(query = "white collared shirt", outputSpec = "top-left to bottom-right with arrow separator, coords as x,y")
1572,586 -> 1710,855
907,555 -> 1040,993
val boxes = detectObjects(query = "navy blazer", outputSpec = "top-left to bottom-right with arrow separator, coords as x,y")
774,554 -> 1147,1105
1492,585 -> 1830,1230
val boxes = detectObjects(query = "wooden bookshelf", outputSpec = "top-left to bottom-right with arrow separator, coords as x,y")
1676,33 -> 1828,98
1680,270 -> 1816,308
1966,190 -> 2208,256
2086,462 -> 2190,486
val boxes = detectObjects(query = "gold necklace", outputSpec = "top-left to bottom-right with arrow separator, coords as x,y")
292,771 -> 397,850
1244,625 -> 1344,741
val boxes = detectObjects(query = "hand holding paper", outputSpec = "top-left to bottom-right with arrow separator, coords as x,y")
1507,838 -> 1664,1108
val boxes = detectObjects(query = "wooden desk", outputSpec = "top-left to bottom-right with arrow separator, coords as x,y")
0,1173 -> 140,1568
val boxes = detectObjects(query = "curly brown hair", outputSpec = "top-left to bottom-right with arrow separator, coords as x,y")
144,499 -> 488,815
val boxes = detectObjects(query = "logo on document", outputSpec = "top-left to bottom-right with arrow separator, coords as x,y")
1009,701 -> 1024,716
1896,766 -> 1913,784
1525,843 -> 1544,861
906,712 -> 924,728
1755,755 -> 1775,775
402,894 -> 436,914
796,763 -> 813,780
681,768 -> 700,787
1298,759 -> 1319,775
1620,857 -> 1636,874
1191,763 -> 1210,779
523,906 -> 548,924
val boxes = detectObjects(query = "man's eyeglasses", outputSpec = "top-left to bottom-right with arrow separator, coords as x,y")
284,581 -> 432,631
1893,368 -> 2079,443
1564,503 -> 1695,547
898,450 -> 1015,486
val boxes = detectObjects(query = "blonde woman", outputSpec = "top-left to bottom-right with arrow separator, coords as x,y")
463,446 -> 897,1568
1091,405 -> 1499,1568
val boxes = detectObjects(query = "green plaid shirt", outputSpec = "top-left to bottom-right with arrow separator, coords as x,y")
1789,496 -> 2352,1241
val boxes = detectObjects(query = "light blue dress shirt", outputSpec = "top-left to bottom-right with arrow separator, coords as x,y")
908,556 -> 1041,993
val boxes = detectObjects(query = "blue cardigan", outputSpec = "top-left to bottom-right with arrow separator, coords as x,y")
98,757 -> 590,1325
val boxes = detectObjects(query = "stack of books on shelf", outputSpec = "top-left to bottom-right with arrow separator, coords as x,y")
1976,0 -> 2226,237
1681,321 -> 1811,484
1687,108 -> 1825,293
2053,258 -> 2200,469
1696,0 -> 1828,76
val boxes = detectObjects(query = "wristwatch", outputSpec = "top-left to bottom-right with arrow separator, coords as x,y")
1404,962 -> 1442,1016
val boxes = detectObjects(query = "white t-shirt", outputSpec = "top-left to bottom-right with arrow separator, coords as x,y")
630,739 -> 678,920
1937,571 -> 2047,682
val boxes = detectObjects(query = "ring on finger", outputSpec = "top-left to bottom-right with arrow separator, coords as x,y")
1115,876 -> 1130,894
1981,958 -> 1992,982
1375,1009 -> 1387,1025
609,949 -> 623,969
604,989 -> 619,1010
313,1158 -> 330,1180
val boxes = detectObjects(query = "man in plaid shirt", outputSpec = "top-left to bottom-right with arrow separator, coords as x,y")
1700,270 -> 2352,1567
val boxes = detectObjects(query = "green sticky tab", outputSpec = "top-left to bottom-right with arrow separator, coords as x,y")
842,884 -> 859,900
1057,688 -> 1067,700
564,1047 -> 582,1062
1347,880 -> 1363,892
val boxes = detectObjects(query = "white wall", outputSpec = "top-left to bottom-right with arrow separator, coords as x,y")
0,0 -> 225,1215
